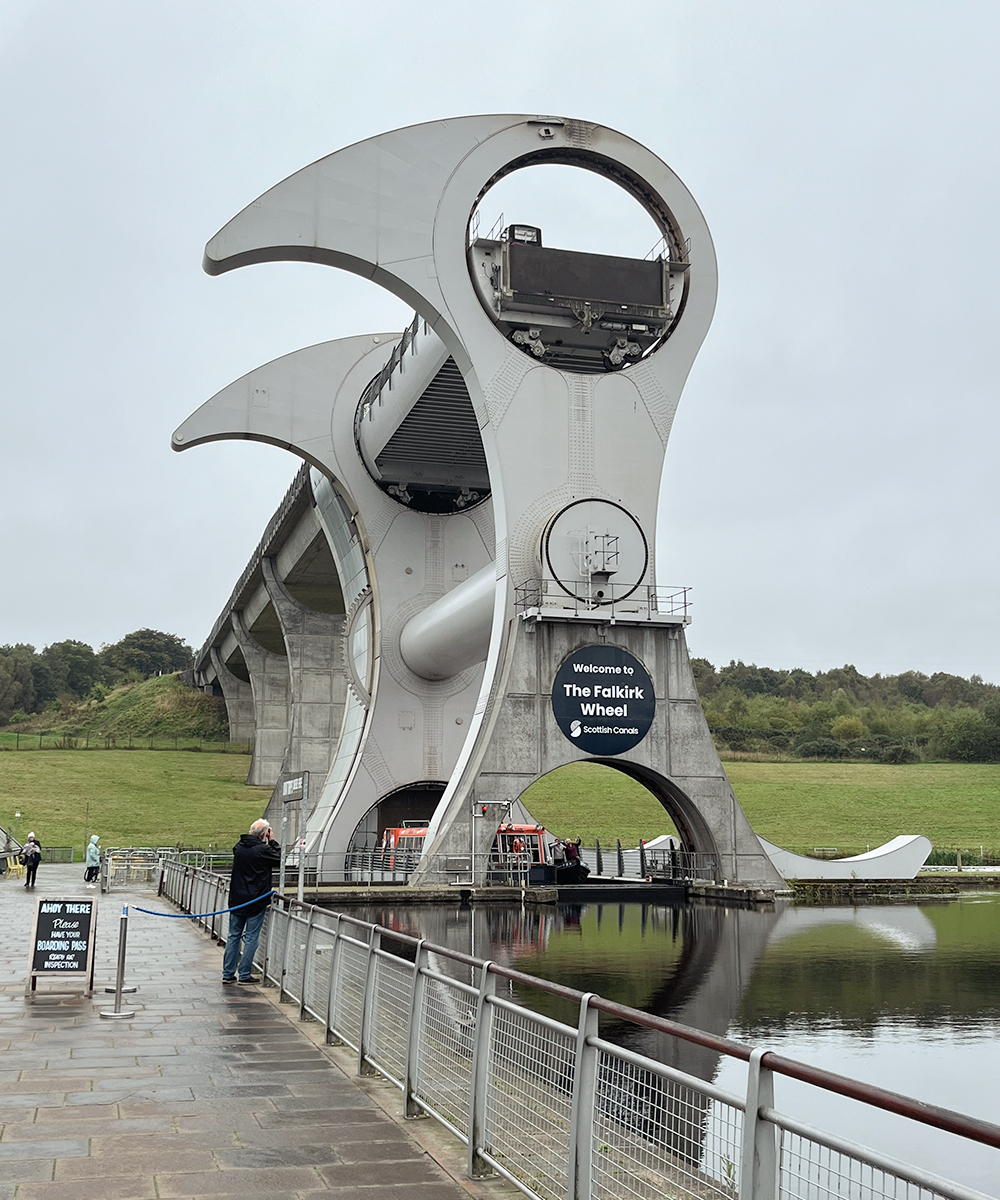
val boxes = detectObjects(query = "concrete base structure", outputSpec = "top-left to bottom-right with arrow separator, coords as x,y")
413,615 -> 783,887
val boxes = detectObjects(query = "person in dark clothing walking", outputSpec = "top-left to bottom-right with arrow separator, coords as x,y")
223,819 -> 281,984
22,834 -> 42,889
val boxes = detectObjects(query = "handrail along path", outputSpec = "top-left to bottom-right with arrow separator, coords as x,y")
158,860 -> 999,1200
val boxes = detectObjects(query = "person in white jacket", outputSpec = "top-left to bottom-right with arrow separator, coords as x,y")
84,834 -> 100,888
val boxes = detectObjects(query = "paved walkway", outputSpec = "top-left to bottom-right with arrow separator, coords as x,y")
0,864 -> 492,1200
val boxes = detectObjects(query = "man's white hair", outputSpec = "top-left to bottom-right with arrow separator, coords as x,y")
249,819 -> 270,839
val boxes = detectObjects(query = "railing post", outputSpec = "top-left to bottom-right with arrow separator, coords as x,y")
277,901 -> 294,1002
299,909 -> 317,1019
358,926 -> 382,1075
567,993 -> 598,1200
324,914 -> 344,1044
740,1048 -> 779,1200
467,961 -> 497,1179
403,940 -> 428,1118
261,898 -> 274,983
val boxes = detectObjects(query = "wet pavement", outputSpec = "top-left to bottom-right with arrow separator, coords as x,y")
0,864 -> 501,1200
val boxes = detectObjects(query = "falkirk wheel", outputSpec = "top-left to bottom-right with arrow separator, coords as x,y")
174,115 -> 783,887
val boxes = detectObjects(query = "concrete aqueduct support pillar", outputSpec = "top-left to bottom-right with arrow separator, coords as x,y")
208,647 -> 255,746
260,556 -> 348,790
230,611 -> 290,788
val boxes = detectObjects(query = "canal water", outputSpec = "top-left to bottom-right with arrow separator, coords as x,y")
345,891 -> 1000,1195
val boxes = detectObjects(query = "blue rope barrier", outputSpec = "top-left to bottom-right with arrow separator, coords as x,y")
132,891 -> 276,919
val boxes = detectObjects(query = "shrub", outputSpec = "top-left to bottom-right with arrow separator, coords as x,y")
831,715 -> 866,742
874,742 -> 919,764
797,737 -> 846,759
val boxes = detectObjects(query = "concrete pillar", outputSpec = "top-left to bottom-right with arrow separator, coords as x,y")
208,647 -> 255,746
261,557 -> 347,794
230,611 -> 290,788
414,618 -> 784,888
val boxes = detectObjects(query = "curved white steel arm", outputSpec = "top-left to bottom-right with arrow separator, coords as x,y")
757,835 -> 932,881
171,334 -> 398,476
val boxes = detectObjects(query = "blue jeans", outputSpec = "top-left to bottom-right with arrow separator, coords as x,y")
223,907 -> 266,980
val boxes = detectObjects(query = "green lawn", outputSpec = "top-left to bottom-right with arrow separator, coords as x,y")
0,750 -> 272,854
522,760 -> 1000,855
2,750 -> 998,858
725,760 -> 1000,856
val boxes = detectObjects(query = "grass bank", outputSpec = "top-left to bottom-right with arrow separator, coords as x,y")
725,760 -> 1000,857
1,673 -> 227,741
0,751 -> 272,854
3,752 -> 998,860
521,760 -> 1000,856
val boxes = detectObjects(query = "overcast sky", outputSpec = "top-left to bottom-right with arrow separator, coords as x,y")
2,1 -> 998,680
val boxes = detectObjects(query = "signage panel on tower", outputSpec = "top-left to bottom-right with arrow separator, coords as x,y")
551,645 -> 655,756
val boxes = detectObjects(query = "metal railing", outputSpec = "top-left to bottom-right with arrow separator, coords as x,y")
179,844 -> 720,888
516,578 -> 692,623
193,847 -> 718,889
102,847 -> 176,891
161,849 -> 236,872
160,861 -> 998,1200
581,844 -> 719,883
356,311 -> 423,423
43,845 -> 74,863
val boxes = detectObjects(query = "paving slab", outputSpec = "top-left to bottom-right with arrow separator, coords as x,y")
1,864 -> 512,1198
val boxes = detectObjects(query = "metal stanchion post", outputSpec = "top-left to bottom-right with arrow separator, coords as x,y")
297,773 -> 309,905
100,904 -> 137,1018
279,800 -> 288,897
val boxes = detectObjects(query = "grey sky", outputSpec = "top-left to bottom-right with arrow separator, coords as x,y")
1,2 -> 998,680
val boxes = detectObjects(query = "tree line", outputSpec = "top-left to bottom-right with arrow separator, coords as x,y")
692,659 -> 1000,762
0,629 -> 192,724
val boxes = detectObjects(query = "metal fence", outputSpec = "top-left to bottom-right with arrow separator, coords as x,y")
580,844 -> 719,883
515,578 -> 691,623
159,861 -> 998,1200
187,846 -> 720,889
0,734 -> 249,753
102,848 -> 175,890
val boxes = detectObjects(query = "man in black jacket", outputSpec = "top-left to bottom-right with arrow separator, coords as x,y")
223,819 -> 281,984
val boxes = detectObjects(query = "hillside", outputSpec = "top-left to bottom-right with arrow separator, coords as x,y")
694,658 -> 1000,762
0,750 -> 271,853
0,673 -> 228,745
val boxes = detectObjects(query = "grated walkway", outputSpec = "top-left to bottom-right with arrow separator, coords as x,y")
0,864 -> 479,1200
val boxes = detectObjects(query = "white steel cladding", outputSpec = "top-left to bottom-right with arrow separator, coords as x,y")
309,474 -> 372,842
174,116 -> 787,885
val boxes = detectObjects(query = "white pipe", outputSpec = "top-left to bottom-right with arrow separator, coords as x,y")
400,563 -> 495,680
357,324 -> 450,478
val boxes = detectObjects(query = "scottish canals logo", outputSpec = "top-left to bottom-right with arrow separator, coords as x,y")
551,645 -> 655,756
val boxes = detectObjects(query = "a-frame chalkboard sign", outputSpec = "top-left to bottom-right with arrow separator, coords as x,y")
25,897 -> 97,1000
